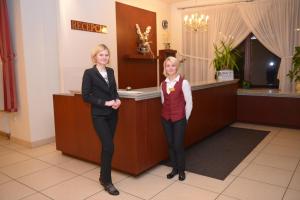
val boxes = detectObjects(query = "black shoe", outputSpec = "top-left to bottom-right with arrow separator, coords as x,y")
166,169 -> 178,179
103,183 -> 120,195
99,178 -> 119,195
178,171 -> 186,181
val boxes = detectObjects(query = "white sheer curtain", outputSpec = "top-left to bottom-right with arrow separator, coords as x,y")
181,4 -> 250,83
182,7 -> 209,84
182,0 -> 300,90
238,0 -> 300,92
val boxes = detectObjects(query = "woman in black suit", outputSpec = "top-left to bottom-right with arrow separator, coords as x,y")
82,44 -> 121,196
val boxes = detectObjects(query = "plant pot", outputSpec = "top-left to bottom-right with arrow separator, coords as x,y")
296,81 -> 300,93
216,70 -> 234,81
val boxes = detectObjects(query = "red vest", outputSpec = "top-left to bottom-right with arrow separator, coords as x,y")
161,77 -> 186,122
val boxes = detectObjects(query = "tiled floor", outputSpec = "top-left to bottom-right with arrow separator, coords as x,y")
0,123 -> 300,200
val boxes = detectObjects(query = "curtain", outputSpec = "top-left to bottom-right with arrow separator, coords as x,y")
182,4 -> 250,83
238,0 -> 300,92
182,8 -> 209,83
182,0 -> 300,91
0,0 -> 17,112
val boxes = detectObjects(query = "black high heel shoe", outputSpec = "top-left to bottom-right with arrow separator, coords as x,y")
178,171 -> 186,181
166,169 -> 178,179
99,178 -> 119,195
103,183 -> 119,195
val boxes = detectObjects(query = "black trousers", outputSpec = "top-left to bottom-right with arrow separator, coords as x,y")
92,111 -> 118,184
161,117 -> 187,172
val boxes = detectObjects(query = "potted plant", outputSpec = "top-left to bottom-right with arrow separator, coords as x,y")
287,46 -> 300,93
212,39 -> 240,81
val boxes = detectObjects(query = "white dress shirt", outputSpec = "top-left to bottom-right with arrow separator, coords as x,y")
97,68 -> 109,84
160,75 -> 193,120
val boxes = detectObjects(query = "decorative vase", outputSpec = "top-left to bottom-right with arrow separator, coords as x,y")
137,43 -> 150,54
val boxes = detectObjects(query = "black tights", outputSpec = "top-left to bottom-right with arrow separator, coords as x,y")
92,112 -> 118,184
161,117 -> 187,172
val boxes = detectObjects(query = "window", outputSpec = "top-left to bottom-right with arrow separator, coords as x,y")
234,33 -> 281,88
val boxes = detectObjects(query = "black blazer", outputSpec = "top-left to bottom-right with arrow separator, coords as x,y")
82,66 -> 119,116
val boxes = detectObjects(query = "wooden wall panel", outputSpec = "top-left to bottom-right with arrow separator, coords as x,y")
116,2 -> 157,89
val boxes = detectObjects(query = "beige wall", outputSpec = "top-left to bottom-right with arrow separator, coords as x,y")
59,0 -> 171,92
1,0 -> 171,145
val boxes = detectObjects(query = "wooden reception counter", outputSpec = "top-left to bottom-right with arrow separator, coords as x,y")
53,80 -> 238,175
237,89 -> 300,129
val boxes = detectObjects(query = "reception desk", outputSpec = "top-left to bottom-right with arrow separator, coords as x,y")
237,89 -> 300,129
53,80 -> 238,175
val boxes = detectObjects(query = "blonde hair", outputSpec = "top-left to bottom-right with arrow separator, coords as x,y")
90,44 -> 110,64
163,56 -> 179,77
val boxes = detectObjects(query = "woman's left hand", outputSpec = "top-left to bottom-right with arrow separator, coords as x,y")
112,99 -> 121,109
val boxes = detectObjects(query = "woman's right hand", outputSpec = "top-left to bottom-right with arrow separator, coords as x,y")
105,100 -> 115,107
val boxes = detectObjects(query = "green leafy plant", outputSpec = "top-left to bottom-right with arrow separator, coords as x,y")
287,46 -> 300,82
242,80 -> 251,89
212,39 -> 240,71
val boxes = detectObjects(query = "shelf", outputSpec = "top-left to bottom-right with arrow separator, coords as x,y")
124,54 -> 159,60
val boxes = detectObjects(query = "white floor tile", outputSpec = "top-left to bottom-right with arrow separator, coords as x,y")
283,189 -> 300,200
57,159 -> 97,174
262,143 -> 300,158
0,180 -> 35,200
87,190 -> 142,200
223,177 -> 285,200
0,158 -> 51,179
277,128 -> 300,141
230,161 -> 249,176
147,164 -> 172,178
37,151 -> 74,165
0,152 -> 31,167
241,151 -> 259,163
21,193 -> 52,200
184,173 -> 236,193
18,144 -> 57,157
289,171 -> 300,191
116,173 -> 174,199
0,172 -> 11,184
253,153 -> 299,171
271,137 -> 300,149
17,166 -> 77,190
0,123 -> 299,200
152,182 -> 218,200
42,176 -> 102,200
4,142 -> 29,151
240,163 -> 293,187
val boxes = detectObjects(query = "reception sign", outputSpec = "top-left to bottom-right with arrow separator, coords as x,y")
71,20 -> 107,33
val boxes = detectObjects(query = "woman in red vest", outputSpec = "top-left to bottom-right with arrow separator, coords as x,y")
161,56 -> 193,181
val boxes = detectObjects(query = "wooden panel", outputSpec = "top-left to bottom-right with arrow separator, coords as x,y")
116,2 -> 157,89
237,95 -> 300,128
53,82 -> 238,175
185,84 -> 237,146
158,49 -> 177,83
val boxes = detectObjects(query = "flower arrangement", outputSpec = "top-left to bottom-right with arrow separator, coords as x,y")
135,24 -> 154,57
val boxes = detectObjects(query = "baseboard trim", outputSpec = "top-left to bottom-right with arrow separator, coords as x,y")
0,130 -> 10,139
10,136 -> 55,148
